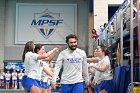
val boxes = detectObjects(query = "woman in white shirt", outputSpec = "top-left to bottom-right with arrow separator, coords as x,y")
12,69 -> 17,89
92,45 -> 113,93
18,69 -> 24,89
0,69 -> 5,89
41,62 -> 54,93
5,69 -> 11,89
33,44 -> 59,93
22,41 -> 59,93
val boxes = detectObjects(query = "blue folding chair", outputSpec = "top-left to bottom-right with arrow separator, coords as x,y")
119,66 -> 130,93
113,66 -> 122,93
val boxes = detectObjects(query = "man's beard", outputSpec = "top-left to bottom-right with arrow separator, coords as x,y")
68,45 -> 77,50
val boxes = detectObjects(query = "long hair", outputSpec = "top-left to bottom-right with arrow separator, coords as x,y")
22,41 -> 34,62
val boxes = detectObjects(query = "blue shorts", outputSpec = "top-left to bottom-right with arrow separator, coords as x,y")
12,80 -> 17,82
22,75 -> 27,88
18,79 -> 22,82
61,82 -> 84,93
6,80 -> 10,82
26,77 -> 42,92
94,80 -> 113,93
41,81 -> 48,89
47,82 -> 51,87
0,79 -> 4,82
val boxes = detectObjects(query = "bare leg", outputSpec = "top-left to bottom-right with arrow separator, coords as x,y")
30,85 -> 41,93
99,89 -> 108,93
19,82 -> 22,89
0,81 -> 1,88
14,81 -> 17,89
2,81 -> 5,88
6,82 -> 9,89
12,81 -> 14,89
24,88 -> 30,93
47,86 -> 51,93
87,87 -> 93,93
84,88 -> 88,93
42,88 -> 48,93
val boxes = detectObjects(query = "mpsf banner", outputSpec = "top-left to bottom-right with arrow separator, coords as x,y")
15,3 -> 77,44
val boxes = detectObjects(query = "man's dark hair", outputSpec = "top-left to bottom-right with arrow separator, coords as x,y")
66,34 -> 78,43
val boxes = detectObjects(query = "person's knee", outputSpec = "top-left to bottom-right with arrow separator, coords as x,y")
30,86 -> 41,93
99,89 -> 108,93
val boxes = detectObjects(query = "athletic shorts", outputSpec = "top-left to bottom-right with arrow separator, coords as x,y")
61,82 -> 84,93
12,79 -> 17,82
0,79 -> 4,82
6,80 -> 10,82
19,79 -> 22,82
22,75 -> 27,88
94,80 -> 113,93
41,81 -> 48,89
25,77 -> 42,92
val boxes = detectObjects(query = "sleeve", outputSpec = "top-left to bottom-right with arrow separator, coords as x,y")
103,56 -> 110,66
82,51 -> 89,82
31,53 -> 38,61
52,52 -> 63,82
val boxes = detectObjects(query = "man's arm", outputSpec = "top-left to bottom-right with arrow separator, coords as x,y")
51,52 -> 63,89
82,51 -> 89,85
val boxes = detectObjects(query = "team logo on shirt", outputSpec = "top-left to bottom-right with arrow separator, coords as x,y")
31,9 -> 63,38
67,58 -> 81,63
39,61 -> 44,67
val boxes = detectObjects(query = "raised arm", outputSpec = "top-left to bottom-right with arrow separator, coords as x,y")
87,57 -> 100,63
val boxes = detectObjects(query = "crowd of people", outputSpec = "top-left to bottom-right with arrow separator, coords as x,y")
0,34 -> 113,93
0,68 -> 24,89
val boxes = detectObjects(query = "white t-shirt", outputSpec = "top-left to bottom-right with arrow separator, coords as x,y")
5,73 -> 11,80
94,56 -> 112,84
24,52 -> 38,76
0,72 -> 5,79
52,48 -> 89,84
27,59 -> 46,80
24,52 -> 45,80
12,72 -> 17,80
41,61 -> 50,82
18,72 -> 24,80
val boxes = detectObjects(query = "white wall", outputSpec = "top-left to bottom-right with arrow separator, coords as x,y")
0,0 -> 5,67
2,0 -> 89,63
93,0 -> 124,33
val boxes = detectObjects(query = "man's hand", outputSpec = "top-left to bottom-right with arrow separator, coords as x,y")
51,82 -> 57,89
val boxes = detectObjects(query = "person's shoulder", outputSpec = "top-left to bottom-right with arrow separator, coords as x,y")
104,56 -> 110,60
26,51 -> 35,56
27,51 -> 32,54
60,48 -> 68,53
103,56 -> 110,63
76,48 -> 85,53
